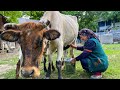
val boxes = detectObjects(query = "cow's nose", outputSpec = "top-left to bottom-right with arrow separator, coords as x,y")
21,69 -> 34,78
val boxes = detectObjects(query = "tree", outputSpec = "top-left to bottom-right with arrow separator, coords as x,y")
61,11 -> 99,32
23,11 -> 44,20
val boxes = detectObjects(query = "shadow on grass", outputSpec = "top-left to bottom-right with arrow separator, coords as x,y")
39,69 -> 91,79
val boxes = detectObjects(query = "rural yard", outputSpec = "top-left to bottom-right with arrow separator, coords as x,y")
1,11 -> 120,79
0,44 -> 120,79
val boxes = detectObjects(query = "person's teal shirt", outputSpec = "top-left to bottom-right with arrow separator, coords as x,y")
86,38 -> 109,73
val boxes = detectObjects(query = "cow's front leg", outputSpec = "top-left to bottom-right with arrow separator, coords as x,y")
70,40 -> 76,58
45,63 -> 51,79
70,48 -> 74,58
43,56 -> 48,72
56,61 -> 62,79
52,61 -> 55,71
45,54 -> 52,79
43,55 -> 55,73
56,43 -> 63,79
16,60 -> 20,79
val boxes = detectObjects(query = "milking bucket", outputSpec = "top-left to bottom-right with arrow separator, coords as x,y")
64,58 -> 76,74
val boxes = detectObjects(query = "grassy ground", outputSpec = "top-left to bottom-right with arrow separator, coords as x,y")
0,44 -> 120,79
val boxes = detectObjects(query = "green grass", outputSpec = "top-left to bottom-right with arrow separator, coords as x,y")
1,44 -> 120,79
0,56 -> 18,65
102,44 -> 120,79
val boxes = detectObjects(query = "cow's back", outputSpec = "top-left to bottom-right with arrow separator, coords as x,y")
62,14 -> 79,46
40,11 -> 79,47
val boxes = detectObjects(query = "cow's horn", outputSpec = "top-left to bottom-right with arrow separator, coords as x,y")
39,19 -> 50,28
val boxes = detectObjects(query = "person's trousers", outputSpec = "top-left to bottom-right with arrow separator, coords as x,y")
80,59 -> 89,71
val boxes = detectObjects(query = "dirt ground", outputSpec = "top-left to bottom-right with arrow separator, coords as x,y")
0,64 -> 16,78
0,43 -> 20,60
0,45 -> 19,79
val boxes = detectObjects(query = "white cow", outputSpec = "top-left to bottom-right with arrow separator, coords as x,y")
39,11 -> 79,79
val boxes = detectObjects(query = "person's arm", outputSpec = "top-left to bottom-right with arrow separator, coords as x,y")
70,51 -> 90,63
70,44 -> 77,49
75,51 -> 91,61
76,46 -> 84,51
70,44 -> 84,51
75,39 -> 96,61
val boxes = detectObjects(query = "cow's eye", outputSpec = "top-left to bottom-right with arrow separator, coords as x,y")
35,37 -> 43,48
38,40 -> 43,47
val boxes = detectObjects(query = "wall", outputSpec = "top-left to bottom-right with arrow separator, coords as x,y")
18,18 -> 39,23
98,33 -> 113,44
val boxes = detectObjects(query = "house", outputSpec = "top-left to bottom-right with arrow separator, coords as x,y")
97,18 -> 120,43
98,19 -> 120,32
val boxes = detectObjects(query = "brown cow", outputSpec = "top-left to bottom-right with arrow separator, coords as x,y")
1,22 -> 60,78
0,14 -> 16,53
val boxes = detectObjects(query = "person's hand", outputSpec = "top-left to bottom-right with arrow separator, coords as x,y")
69,44 -> 77,48
70,58 -> 76,64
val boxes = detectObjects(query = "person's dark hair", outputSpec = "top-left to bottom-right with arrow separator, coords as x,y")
78,28 -> 100,42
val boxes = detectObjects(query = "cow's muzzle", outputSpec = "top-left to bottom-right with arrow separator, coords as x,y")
21,69 -> 34,78
20,66 -> 40,79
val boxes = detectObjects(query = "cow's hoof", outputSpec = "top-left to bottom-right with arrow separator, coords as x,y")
44,69 -> 48,73
44,77 -> 50,79
16,75 -> 19,79
52,67 -> 55,72
58,76 -> 63,79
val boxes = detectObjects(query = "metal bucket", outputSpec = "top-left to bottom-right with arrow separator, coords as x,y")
64,58 -> 76,74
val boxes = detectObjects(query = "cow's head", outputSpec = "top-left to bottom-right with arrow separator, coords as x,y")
1,22 -> 60,78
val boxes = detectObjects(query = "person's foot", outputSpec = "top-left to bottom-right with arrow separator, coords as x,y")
90,72 -> 102,79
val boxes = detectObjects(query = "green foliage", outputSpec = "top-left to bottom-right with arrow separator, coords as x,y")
78,11 -> 98,31
0,11 -> 22,23
23,11 -> 44,20
61,11 -> 98,31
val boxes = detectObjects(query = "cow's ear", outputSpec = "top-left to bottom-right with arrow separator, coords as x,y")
43,29 -> 60,40
0,30 -> 21,42
4,23 -> 18,30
